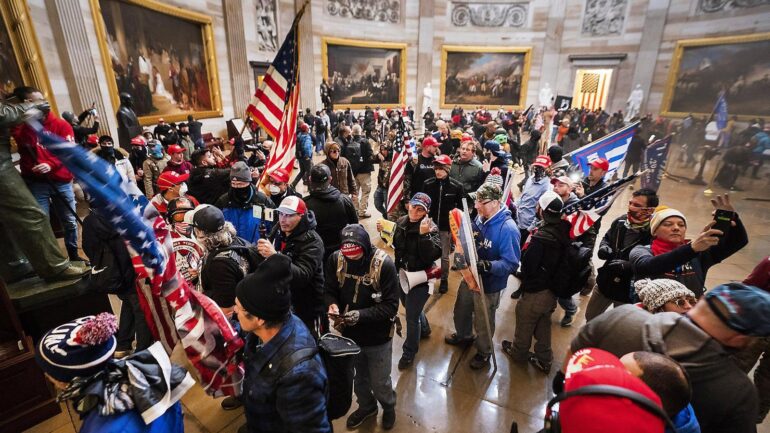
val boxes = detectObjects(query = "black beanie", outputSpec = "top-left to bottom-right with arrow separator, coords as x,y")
340,224 -> 372,256
236,254 -> 292,321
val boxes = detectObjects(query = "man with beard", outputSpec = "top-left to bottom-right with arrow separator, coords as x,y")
410,136 -> 438,194
215,161 -> 274,243
449,137 -> 485,195
188,148 -> 231,205
303,164 -> 358,262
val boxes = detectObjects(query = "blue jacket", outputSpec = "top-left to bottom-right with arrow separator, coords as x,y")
297,132 -> 313,158
214,187 -> 275,243
669,404 -> 700,433
80,401 -> 183,433
242,314 -> 331,433
515,175 -> 552,230
473,207 -> 521,293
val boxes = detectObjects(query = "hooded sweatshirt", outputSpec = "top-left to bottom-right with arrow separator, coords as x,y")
304,186 -> 358,259
214,185 -> 275,243
473,207 -> 520,293
572,304 -> 757,433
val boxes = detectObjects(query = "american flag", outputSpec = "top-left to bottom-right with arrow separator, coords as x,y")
247,6 -> 305,184
387,117 -> 409,215
565,121 -> 639,180
31,122 -> 245,397
562,172 -> 640,239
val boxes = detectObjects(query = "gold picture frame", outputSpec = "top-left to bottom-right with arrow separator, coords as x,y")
321,37 -> 407,109
0,0 -> 57,113
661,33 -> 770,120
89,0 -> 223,125
440,45 -> 531,110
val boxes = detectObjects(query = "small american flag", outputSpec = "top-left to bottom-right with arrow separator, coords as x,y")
387,117 -> 409,215
562,172 -> 639,239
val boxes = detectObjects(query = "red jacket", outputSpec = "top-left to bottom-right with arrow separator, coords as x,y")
745,256 -> 770,291
13,112 -> 74,183
162,160 -> 193,176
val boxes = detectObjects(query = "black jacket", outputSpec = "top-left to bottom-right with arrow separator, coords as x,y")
189,166 -> 231,205
392,216 -> 442,273
520,219 -> 570,293
598,215 -> 653,262
201,237 -> 259,308
268,211 -> 326,323
422,176 -> 464,231
304,186 -> 359,260
410,154 -> 435,194
81,212 -> 135,295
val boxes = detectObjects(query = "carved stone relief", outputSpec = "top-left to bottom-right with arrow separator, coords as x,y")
255,0 -> 278,52
699,0 -> 770,13
450,2 -> 528,28
581,0 -> 629,37
325,0 -> 401,23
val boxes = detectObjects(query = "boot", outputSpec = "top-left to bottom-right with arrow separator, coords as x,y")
44,263 -> 90,282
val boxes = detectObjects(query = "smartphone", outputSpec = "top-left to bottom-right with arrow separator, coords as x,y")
713,209 -> 734,236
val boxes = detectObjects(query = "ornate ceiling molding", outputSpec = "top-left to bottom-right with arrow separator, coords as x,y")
699,0 -> 770,13
325,0 -> 401,23
450,2 -> 529,28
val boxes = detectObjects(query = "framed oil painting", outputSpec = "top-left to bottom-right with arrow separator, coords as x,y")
440,45 -> 531,110
321,37 -> 406,109
661,33 -> 770,119
90,0 -> 223,125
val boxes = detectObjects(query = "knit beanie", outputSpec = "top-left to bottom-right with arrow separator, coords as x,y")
486,167 -> 504,189
230,161 -> 252,183
35,313 -> 118,382
236,254 -> 293,321
634,278 -> 695,312
650,206 -> 687,235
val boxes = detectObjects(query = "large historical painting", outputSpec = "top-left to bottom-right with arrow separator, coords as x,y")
91,0 -> 222,124
440,46 -> 531,109
662,33 -> 770,118
0,19 -> 23,99
322,38 -> 406,109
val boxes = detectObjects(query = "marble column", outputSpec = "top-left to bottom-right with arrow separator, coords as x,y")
415,0 -> 434,121
45,0 -> 111,133
296,0 -> 316,111
629,0 -> 671,114
223,0 -> 251,116
539,0 -> 567,98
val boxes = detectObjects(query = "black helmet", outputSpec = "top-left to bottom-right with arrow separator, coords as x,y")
167,197 -> 195,221
62,111 -> 75,124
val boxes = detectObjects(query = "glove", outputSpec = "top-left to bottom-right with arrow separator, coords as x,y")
606,259 -> 631,276
597,245 -> 613,260
476,260 -> 491,275
342,310 -> 360,326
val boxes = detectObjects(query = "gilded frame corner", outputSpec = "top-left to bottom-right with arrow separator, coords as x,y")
660,32 -> 770,120
0,0 -> 58,113
88,0 -> 223,126
440,45 -> 532,111
321,37 -> 407,110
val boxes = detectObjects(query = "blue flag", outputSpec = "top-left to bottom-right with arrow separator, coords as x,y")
566,121 -> 639,180
715,91 -> 728,130
640,136 -> 672,192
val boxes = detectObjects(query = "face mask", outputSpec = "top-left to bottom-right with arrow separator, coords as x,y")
268,184 -> 281,195
150,145 -> 163,159
174,222 -> 192,236
101,146 -> 115,157
232,185 -> 253,203
179,183 -> 188,196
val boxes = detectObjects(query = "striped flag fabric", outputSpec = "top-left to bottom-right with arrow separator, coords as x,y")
562,172 -> 640,239
387,118 -> 409,215
565,121 -> 639,180
31,121 -> 245,397
714,91 -> 728,130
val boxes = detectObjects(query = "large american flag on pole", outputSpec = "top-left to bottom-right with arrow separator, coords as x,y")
562,172 -> 640,239
387,117 -> 409,215
31,121 -> 245,397
247,6 -> 306,184
564,121 -> 639,180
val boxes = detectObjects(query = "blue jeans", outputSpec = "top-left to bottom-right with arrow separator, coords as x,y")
558,295 -> 578,315
354,340 -> 396,411
400,283 -> 431,358
374,186 -> 387,217
315,133 -> 325,152
26,180 -> 79,254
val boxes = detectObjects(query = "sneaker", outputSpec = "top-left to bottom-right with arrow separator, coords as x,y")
469,353 -> 491,370
221,395 -> 243,410
444,333 -> 476,346
560,307 -> 580,327
44,264 -> 91,282
438,279 -> 448,294
511,289 -> 522,299
359,212 -> 372,219
346,407 -> 378,428
382,408 -> 396,430
397,355 -> 414,370
528,354 -> 551,374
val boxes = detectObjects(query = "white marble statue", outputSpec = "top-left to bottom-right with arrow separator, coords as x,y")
625,84 -> 644,121
538,82 -> 553,108
422,82 -> 433,114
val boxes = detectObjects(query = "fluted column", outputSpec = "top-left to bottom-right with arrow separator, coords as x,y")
223,0 -> 251,116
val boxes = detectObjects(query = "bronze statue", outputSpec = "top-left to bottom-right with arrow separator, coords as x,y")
116,92 -> 142,151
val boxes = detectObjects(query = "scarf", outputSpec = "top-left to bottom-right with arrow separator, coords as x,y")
651,237 -> 686,256
626,211 -> 651,230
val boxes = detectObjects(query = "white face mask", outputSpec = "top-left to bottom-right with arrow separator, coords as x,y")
179,183 -> 188,196
268,184 -> 281,195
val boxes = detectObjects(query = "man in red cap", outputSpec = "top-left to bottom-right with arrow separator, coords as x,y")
422,154 -> 464,293
574,157 -> 609,296
266,167 -> 301,208
411,136 -> 438,194
150,171 -> 198,215
162,144 -> 192,176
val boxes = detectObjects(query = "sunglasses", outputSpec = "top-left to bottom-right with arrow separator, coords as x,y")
669,296 -> 697,308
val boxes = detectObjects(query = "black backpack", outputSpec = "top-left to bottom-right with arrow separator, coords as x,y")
550,241 -> 592,298
344,139 -> 364,174
82,213 -> 135,295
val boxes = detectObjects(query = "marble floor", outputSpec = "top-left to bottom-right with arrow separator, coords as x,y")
23,145 -> 770,433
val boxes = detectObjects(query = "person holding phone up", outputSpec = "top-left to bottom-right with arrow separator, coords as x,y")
630,194 -> 748,297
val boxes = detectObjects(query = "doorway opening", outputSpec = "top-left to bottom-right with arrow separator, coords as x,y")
572,68 -> 613,110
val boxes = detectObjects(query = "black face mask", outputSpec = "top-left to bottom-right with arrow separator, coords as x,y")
231,185 -> 253,203
101,146 -> 115,158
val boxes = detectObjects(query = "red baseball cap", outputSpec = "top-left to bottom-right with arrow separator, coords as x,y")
157,171 -> 189,191
589,157 -> 610,171
277,196 -> 307,215
532,155 -> 552,169
461,134 -> 473,142
130,136 -> 146,146
433,155 -> 452,166
86,135 -> 99,145
560,348 -> 665,433
167,144 -> 184,154
268,168 -> 290,184
422,136 -> 438,148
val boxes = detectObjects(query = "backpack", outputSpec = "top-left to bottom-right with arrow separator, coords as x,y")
82,214 -> 135,295
344,139 -> 363,174
550,241 -> 592,298
336,248 -> 389,294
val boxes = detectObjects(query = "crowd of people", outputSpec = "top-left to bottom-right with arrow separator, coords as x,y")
2,80 -> 770,433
